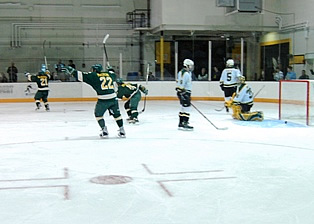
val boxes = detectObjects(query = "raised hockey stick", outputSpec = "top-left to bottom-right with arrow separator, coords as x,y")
191,103 -> 228,130
141,63 -> 150,112
43,40 -> 48,69
215,84 -> 266,112
103,34 -> 110,67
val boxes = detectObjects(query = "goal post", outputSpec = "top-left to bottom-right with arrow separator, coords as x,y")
279,80 -> 314,125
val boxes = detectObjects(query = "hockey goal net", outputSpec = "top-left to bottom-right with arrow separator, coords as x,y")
279,80 -> 314,125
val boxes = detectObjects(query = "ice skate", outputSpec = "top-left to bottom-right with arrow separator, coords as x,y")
178,121 -> 193,131
35,103 -> 42,111
45,104 -> 50,112
118,126 -> 126,138
128,117 -> 139,124
100,126 -> 109,138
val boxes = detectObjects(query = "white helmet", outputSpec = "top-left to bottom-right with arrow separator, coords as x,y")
226,59 -> 234,68
183,59 -> 194,71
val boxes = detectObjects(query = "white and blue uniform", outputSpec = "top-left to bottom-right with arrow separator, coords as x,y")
220,68 -> 242,88
233,83 -> 254,112
176,58 -> 194,130
177,69 -> 192,93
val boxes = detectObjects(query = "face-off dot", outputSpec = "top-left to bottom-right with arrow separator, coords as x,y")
90,175 -> 133,185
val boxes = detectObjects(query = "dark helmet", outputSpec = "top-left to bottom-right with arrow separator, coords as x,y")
116,78 -> 124,85
91,64 -> 103,73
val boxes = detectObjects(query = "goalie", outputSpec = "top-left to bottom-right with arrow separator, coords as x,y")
225,76 -> 264,121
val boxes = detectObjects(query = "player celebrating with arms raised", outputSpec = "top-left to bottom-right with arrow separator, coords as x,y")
175,59 -> 194,130
26,64 -> 51,111
62,64 -> 125,138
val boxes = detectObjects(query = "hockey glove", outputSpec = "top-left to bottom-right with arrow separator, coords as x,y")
220,83 -> 224,91
224,99 -> 233,108
175,87 -> 185,93
24,72 -> 30,77
140,86 -> 148,95
106,66 -> 115,73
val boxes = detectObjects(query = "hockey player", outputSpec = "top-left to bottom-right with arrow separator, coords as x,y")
225,76 -> 264,121
26,64 -> 51,111
219,59 -> 242,112
62,64 -> 125,138
116,78 -> 148,123
175,59 -> 194,130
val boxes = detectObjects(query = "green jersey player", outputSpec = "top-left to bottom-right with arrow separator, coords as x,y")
26,64 -> 51,111
62,64 -> 125,138
116,79 -> 148,123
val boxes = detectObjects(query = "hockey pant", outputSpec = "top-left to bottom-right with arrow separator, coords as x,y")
231,105 -> 264,121
95,98 -> 123,129
177,91 -> 191,124
124,91 -> 141,119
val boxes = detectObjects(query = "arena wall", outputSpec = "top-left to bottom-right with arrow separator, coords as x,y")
0,81 -> 278,103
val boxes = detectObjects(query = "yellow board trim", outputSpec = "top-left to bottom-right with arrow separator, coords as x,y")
0,97 -> 278,103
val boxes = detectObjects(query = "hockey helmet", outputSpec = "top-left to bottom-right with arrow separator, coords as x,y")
238,75 -> 246,84
91,64 -> 103,73
226,59 -> 234,68
40,64 -> 47,72
183,59 -> 194,71
116,78 -> 124,85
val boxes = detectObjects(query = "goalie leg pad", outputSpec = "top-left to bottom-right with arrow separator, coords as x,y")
232,108 -> 264,121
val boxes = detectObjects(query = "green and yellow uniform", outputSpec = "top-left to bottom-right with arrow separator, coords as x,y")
28,71 -> 50,111
73,69 -> 123,130
116,81 -> 147,122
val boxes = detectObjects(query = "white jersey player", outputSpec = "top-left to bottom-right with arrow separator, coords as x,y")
219,59 -> 242,112
225,76 -> 263,121
175,59 -> 194,130
233,77 -> 254,110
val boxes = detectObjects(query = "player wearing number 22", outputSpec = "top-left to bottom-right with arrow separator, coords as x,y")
225,76 -> 264,121
26,64 -> 51,111
62,64 -> 125,138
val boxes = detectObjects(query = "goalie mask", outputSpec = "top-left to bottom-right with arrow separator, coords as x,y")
238,75 -> 246,84
226,59 -> 234,68
92,64 -> 103,73
183,59 -> 194,71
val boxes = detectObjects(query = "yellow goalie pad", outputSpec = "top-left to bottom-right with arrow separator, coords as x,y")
231,105 -> 264,121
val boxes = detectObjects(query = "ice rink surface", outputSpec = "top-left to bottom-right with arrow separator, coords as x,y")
0,100 -> 313,224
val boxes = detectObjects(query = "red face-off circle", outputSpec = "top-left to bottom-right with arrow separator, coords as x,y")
90,175 -> 133,185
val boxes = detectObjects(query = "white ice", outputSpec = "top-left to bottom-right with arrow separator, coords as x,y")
0,100 -> 313,224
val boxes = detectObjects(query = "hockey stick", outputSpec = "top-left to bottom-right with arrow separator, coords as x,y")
191,103 -> 228,130
43,40 -> 48,69
215,84 -> 266,112
253,84 -> 265,98
141,63 -> 149,112
103,34 -> 110,67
